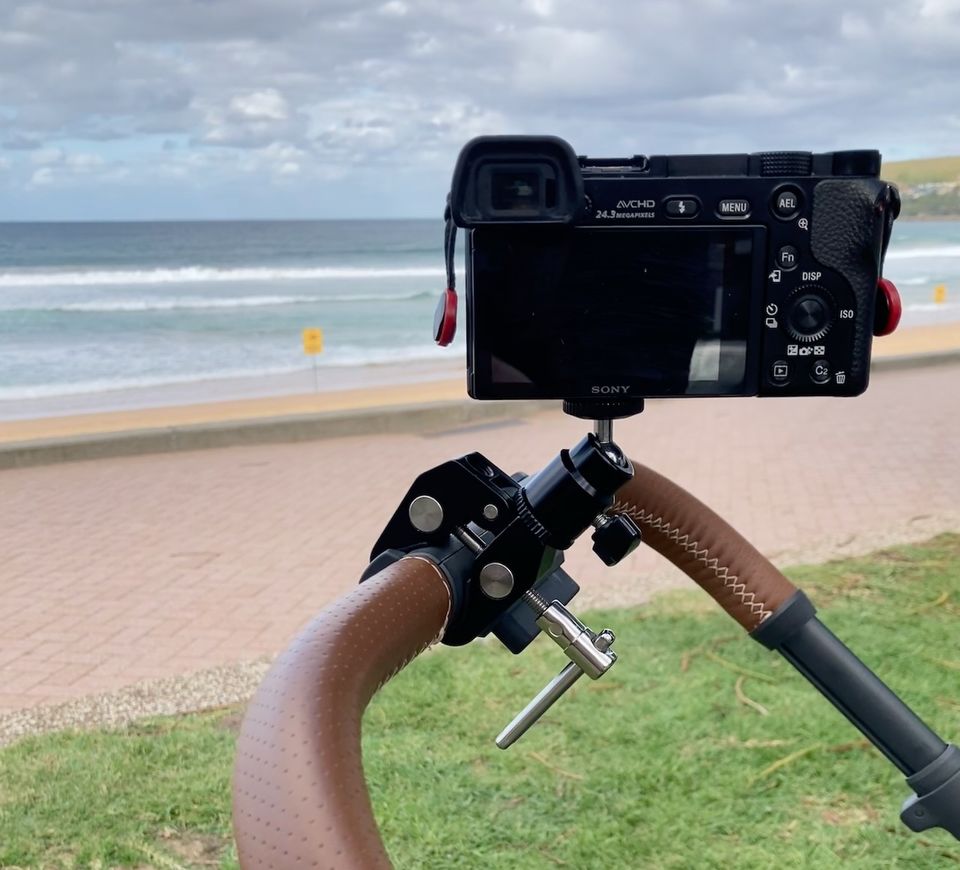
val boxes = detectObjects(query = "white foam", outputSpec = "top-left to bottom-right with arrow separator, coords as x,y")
0,343 -> 457,401
886,245 -> 960,260
0,264 -> 446,288
0,365 -> 304,401
904,301 -> 960,313
3,290 -> 434,313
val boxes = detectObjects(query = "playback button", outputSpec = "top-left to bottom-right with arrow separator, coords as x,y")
770,360 -> 790,385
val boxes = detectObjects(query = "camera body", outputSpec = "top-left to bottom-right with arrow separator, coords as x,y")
450,136 -> 899,400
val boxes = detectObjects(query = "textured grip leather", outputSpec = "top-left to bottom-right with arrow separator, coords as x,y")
232,556 -> 451,869
614,462 -> 797,631
810,177 -> 887,386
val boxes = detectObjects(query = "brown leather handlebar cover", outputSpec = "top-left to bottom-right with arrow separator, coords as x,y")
232,460 -> 796,866
232,555 -> 450,869
615,462 -> 798,632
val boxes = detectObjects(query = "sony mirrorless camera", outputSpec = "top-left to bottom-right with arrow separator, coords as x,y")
442,135 -> 901,401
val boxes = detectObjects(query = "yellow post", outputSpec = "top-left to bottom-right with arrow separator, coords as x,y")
302,328 -> 323,393
933,284 -> 947,305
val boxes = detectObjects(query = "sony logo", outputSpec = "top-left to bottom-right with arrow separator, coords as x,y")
591,385 -> 631,394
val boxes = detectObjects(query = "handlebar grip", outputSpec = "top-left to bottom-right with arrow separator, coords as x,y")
232,555 -> 451,870
615,462 -> 797,631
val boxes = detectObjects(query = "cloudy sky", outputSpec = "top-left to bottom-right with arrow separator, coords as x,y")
1,0 -> 958,220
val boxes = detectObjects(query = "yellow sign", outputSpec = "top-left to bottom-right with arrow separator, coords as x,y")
934,284 -> 947,305
302,327 -> 323,355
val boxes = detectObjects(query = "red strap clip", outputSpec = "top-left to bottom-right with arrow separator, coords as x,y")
874,277 -> 901,337
434,287 -> 458,346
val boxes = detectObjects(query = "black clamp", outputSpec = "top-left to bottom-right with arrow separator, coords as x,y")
361,433 -> 641,652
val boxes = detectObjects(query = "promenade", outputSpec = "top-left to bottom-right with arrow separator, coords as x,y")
1,360 -> 958,716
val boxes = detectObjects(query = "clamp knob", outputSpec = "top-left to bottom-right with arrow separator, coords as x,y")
591,513 -> 642,566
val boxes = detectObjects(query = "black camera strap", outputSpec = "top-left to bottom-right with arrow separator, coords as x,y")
443,196 -> 457,291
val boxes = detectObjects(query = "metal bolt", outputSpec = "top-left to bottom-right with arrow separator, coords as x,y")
408,495 -> 444,533
479,562 -> 515,599
522,588 -> 550,615
591,513 -> 611,530
482,503 -> 499,521
594,418 -> 613,443
453,525 -> 484,554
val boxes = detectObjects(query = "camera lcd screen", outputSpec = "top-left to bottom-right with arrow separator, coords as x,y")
469,226 -> 763,398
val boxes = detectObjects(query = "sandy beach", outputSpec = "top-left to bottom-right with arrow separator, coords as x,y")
1,320 -> 958,447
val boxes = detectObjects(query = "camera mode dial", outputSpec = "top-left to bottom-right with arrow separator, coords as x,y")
784,286 -> 835,344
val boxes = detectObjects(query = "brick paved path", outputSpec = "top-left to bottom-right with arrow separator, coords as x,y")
1,362 -> 958,713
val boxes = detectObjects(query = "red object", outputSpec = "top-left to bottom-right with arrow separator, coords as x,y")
874,277 -> 902,336
434,288 -> 458,346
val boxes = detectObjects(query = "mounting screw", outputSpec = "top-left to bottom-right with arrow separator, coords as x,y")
482,503 -> 499,521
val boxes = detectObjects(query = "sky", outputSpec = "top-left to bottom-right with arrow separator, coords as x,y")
0,0 -> 959,220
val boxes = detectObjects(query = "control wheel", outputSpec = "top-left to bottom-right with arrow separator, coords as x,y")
784,286 -> 835,343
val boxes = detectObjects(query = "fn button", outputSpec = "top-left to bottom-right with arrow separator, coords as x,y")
777,245 -> 799,270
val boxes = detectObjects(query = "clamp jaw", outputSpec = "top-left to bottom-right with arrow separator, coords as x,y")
362,430 -> 640,745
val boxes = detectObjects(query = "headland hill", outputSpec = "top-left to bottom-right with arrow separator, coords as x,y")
884,155 -> 960,219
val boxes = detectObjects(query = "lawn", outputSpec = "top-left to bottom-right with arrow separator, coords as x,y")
2,535 -> 959,869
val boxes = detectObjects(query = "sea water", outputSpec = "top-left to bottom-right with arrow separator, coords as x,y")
0,219 -> 957,414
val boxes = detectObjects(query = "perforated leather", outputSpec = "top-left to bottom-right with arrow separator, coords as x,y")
232,556 -> 450,869
232,461 -> 798,866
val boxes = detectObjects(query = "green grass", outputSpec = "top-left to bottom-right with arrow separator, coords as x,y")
2,536 -> 960,869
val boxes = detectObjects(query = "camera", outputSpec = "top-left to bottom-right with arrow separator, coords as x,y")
444,135 -> 901,401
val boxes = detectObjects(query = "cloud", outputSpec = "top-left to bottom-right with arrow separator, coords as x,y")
0,0 -> 958,218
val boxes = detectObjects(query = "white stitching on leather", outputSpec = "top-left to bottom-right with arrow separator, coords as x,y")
613,498 -> 772,622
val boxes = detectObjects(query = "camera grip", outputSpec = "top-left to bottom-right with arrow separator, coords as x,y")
810,178 -> 888,384
613,462 -> 797,631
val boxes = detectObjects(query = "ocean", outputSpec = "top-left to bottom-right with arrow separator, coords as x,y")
0,219 -> 958,418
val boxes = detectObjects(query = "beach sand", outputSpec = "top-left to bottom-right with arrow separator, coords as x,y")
1,321 -> 958,446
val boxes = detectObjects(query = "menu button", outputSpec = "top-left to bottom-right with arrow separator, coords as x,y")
717,198 -> 751,218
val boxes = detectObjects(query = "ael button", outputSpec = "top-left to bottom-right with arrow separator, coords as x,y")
434,287 -> 457,346
771,186 -> 803,220
874,277 -> 902,336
